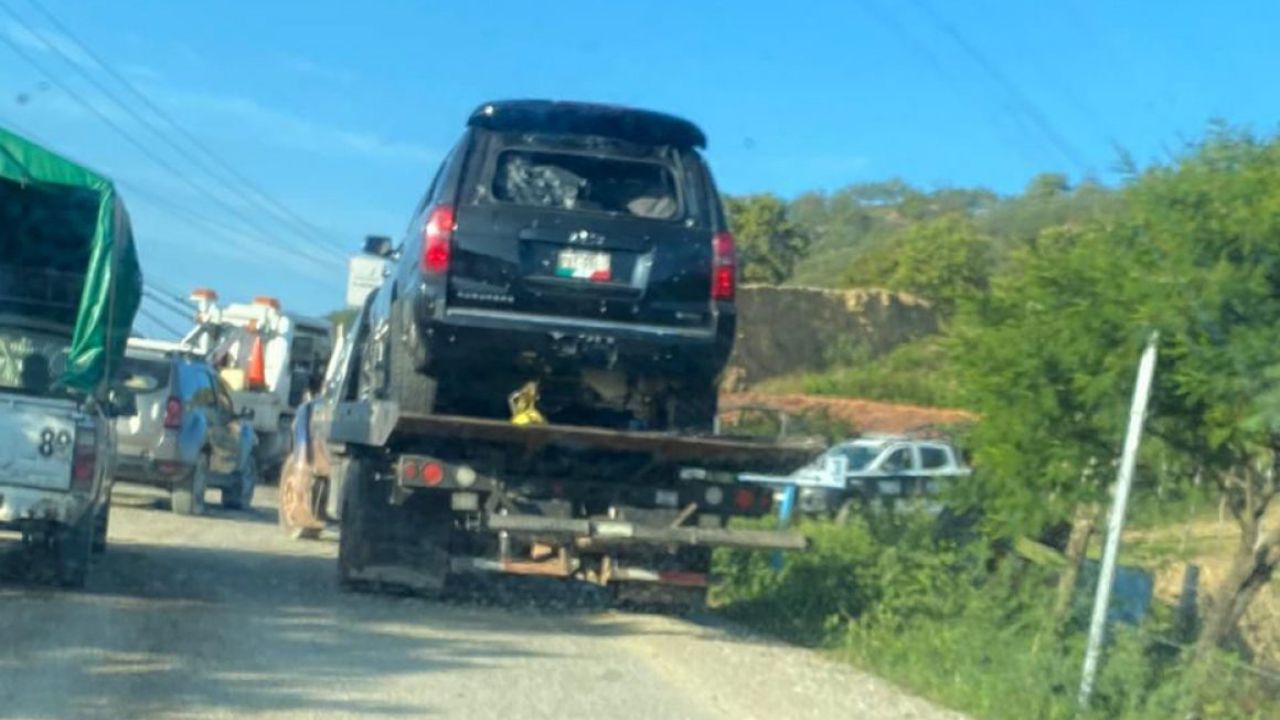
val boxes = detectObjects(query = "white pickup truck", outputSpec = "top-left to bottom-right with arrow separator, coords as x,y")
0,125 -> 143,587
743,435 -> 971,516
0,322 -> 124,586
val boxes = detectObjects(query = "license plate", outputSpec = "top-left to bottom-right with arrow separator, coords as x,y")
555,249 -> 612,282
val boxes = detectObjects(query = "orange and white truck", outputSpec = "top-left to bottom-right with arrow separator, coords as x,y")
182,290 -> 332,480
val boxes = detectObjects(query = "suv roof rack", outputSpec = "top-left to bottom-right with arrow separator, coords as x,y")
468,100 -> 708,149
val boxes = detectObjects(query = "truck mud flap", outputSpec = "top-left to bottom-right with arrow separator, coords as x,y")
486,513 -> 808,551
342,563 -> 447,594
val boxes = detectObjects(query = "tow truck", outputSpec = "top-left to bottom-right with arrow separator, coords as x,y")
283,301 -> 821,604
182,290 -> 331,481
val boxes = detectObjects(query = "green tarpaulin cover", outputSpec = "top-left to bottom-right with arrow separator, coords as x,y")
0,125 -> 143,394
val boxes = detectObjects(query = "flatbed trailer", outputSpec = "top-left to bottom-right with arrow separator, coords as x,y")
323,400 -> 821,601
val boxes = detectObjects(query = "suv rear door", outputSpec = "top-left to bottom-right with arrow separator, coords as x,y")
115,354 -> 174,459
179,362 -> 239,474
447,132 -> 718,331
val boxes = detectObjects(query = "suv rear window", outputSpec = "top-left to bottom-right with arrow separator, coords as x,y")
120,356 -> 172,394
491,149 -> 680,220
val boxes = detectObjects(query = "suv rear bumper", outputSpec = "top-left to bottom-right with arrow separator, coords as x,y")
113,454 -> 191,490
425,305 -> 734,376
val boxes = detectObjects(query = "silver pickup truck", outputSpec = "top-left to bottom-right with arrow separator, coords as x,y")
0,124 -> 143,587
0,323 -> 121,586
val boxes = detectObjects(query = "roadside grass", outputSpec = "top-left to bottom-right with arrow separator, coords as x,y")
712,512 -> 1280,720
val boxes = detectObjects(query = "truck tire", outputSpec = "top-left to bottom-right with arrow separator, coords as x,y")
91,501 -> 109,554
221,456 -> 257,510
172,457 -> 208,516
56,509 -> 95,588
387,305 -> 437,415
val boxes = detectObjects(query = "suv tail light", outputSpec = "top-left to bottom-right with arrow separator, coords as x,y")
422,204 -> 455,274
712,231 -> 736,301
163,396 -> 183,429
71,427 -> 97,492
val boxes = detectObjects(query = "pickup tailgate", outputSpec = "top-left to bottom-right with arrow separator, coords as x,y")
0,393 -> 78,491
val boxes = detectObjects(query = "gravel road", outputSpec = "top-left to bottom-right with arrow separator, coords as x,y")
0,485 -> 963,720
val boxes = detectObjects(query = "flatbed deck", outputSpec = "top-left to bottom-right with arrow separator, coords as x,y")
328,400 -> 823,475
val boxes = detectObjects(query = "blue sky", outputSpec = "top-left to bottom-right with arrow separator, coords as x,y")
1,0 -> 1277,332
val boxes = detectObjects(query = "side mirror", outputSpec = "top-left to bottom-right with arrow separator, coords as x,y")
363,234 -> 394,257
105,387 -> 138,419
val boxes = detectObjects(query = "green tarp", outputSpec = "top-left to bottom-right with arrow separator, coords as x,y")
0,125 -> 143,394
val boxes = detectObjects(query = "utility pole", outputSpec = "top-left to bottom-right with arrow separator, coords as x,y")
1078,332 -> 1159,709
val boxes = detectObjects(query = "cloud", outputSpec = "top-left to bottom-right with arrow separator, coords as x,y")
163,88 -> 438,164
279,55 -> 356,85
3,20 -> 92,66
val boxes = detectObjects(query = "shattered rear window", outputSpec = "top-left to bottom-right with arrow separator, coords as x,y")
490,149 -> 680,220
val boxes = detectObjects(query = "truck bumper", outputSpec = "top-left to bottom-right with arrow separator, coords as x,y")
486,513 -> 808,551
0,486 -> 89,528
425,306 -> 733,378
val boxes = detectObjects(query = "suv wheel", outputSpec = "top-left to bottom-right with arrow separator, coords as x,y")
387,305 -> 437,415
172,457 -> 208,516
665,383 -> 719,433
221,456 -> 257,510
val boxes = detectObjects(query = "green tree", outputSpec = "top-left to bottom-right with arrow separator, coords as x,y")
724,194 -> 812,284
843,214 -> 995,314
953,129 -> 1280,659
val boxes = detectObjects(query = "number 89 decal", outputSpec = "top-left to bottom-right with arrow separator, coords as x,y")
37,428 -> 72,457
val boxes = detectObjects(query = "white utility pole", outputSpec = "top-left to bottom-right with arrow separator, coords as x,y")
1078,332 -> 1159,709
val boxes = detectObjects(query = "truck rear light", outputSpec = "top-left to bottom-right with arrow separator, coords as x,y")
163,396 -> 183,429
422,204 -> 455,274
712,231 -> 736,300
422,462 -> 444,486
733,487 -> 755,511
401,460 -> 419,481
70,428 -> 96,492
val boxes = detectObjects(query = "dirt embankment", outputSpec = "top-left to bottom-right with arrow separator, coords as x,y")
721,392 -> 975,436
724,285 -> 938,390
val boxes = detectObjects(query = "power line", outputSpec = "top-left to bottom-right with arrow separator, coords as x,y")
136,306 -> 185,339
0,3 -> 345,267
22,0 -> 355,257
907,0 -> 1088,172
854,0 -> 1041,168
142,286 -> 194,320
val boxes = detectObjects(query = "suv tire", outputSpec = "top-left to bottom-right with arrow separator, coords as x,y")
666,384 -> 718,433
221,456 -> 257,510
387,305 -> 437,415
172,457 -> 208,516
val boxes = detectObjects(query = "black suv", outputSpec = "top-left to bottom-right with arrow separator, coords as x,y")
363,100 -> 737,430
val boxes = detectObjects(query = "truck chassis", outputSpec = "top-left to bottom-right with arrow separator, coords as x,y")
324,401 -> 818,603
